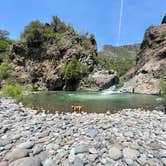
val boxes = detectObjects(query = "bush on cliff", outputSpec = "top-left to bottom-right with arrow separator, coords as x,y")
161,81 -> 166,109
0,30 -> 10,40
20,20 -> 44,43
0,40 -> 9,52
20,16 -> 96,50
20,17 -> 76,43
97,53 -> 111,70
61,57 -> 88,82
0,63 -> 11,81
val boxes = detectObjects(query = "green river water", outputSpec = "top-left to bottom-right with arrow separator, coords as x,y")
22,91 -> 162,114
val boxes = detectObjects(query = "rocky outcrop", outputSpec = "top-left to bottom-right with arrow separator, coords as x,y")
10,18 -> 97,91
77,70 -> 119,91
121,15 -> 166,95
162,14 -> 166,24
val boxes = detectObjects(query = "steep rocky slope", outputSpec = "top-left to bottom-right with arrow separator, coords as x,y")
9,17 -> 119,91
121,16 -> 166,95
9,17 -> 99,91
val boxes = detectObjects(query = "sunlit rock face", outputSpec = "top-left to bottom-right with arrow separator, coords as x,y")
77,70 -> 119,91
121,15 -> 166,95
10,19 -> 97,91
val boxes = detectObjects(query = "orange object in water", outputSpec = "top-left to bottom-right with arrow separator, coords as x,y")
71,105 -> 82,111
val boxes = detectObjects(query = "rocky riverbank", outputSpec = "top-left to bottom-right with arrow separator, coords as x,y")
0,98 -> 166,166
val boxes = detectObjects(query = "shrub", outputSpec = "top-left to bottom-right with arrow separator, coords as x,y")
0,30 -> 10,40
161,81 -> 166,109
20,20 -> 44,42
80,33 -> 97,49
1,84 -> 23,102
82,39 -> 93,50
110,60 -> 134,77
0,40 -> 9,52
51,16 -> 74,33
0,63 -> 11,80
117,79 -> 125,88
96,53 -> 111,70
61,57 -> 88,81
44,26 -> 56,39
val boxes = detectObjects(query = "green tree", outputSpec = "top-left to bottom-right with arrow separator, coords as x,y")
20,20 -> 44,42
0,30 -> 10,40
51,16 -> 61,32
0,40 -> 9,52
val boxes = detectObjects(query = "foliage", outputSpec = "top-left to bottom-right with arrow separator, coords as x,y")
0,30 -> 10,40
20,17 -> 76,43
0,63 -> 11,80
61,57 -> 88,81
43,26 -> 56,39
0,40 -> 9,52
110,60 -> 134,77
96,53 -> 111,70
98,47 -> 136,76
20,20 -> 44,42
80,33 -> 97,49
51,16 -> 74,33
1,84 -> 23,102
160,80 -> 166,108
117,79 -> 125,88
0,83 -> 34,102
20,16 -> 96,56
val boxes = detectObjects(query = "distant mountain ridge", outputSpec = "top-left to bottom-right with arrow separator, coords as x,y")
102,44 -> 140,55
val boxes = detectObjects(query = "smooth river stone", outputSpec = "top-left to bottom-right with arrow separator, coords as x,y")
42,158 -> 57,166
73,157 -> 84,166
17,141 -> 34,149
161,158 -> 166,165
5,148 -> 31,162
75,144 -> 89,154
123,148 -> 139,160
159,150 -> 166,158
33,145 -> 43,155
109,147 -> 122,160
0,161 -> 8,166
9,157 -> 41,166
86,127 -> 99,138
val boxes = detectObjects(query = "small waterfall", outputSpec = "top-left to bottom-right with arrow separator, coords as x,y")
102,85 -> 121,94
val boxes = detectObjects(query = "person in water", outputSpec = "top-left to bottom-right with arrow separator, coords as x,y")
132,88 -> 135,93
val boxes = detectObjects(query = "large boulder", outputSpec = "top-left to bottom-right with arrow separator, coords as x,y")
77,70 -> 119,91
9,157 -> 41,166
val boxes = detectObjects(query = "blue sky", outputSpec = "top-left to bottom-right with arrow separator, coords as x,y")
0,0 -> 165,50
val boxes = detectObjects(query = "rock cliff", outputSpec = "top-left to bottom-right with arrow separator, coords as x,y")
121,15 -> 166,95
10,17 -> 98,91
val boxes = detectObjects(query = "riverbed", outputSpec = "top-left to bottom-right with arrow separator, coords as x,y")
0,98 -> 166,166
